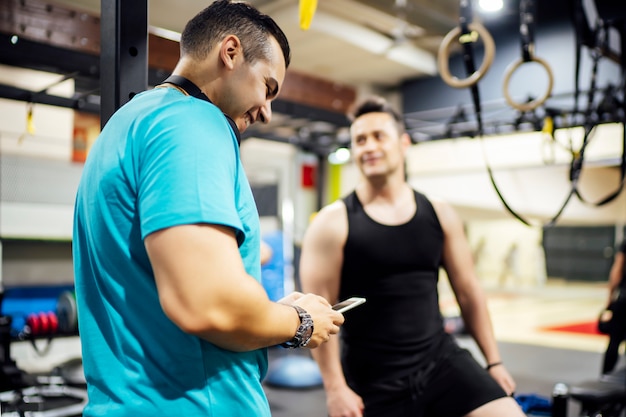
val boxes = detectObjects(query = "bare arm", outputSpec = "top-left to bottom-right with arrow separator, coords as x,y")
300,202 -> 364,416
145,223 -> 343,352
432,199 -> 516,395
260,240 -> 273,266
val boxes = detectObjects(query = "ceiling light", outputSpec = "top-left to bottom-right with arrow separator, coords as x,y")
313,10 -> 436,74
328,147 -> 351,165
386,43 -> 436,74
149,26 -> 181,42
312,11 -> 393,54
271,5 -> 437,75
479,0 -> 504,12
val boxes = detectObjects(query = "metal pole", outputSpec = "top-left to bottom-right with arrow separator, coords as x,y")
100,0 -> 148,128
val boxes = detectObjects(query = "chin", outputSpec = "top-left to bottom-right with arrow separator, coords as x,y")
235,121 -> 247,133
361,165 -> 384,175
362,170 -> 387,180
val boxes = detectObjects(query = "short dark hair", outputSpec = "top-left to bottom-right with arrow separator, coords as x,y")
180,0 -> 291,68
348,96 -> 405,134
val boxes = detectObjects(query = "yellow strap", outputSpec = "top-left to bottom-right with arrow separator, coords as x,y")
26,103 -> 35,134
541,115 -> 554,137
299,0 -> 317,30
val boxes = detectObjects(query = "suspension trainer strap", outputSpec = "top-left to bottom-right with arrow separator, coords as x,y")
571,22 -> 626,206
486,0 -> 568,227
458,0 -> 484,136
519,0 -> 535,62
569,0 -> 589,118
482,141 -> 577,228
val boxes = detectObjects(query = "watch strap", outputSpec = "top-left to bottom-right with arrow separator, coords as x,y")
280,305 -> 314,349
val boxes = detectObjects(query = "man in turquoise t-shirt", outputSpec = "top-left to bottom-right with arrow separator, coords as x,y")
72,1 -> 344,416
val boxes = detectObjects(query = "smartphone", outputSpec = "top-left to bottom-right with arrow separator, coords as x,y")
332,297 -> 366,314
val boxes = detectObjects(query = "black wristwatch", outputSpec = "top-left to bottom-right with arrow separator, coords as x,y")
280,305 -> 314,348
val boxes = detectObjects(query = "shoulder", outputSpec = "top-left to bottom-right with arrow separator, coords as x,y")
304,200 -> 348,245
420,193 -> 463,234
145,88 -> 225,127
149,92 -> 236,149
419,193 -> 455,220
312,200 -> 348,229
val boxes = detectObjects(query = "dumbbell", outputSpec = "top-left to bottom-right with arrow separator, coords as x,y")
25,311 -> 59,336
56,290 -> 78,334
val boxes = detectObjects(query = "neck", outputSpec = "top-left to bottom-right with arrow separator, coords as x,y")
171,57 -> 219,103
356,178 -> 409,203
161,75 -> 208,102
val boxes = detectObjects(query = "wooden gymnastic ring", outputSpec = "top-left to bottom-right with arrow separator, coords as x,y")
502,56 -> 554,112
437,22 -> 496,89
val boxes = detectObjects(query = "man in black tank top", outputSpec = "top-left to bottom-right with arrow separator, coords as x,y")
601,238 -> 626,374
300,96 -> 526,417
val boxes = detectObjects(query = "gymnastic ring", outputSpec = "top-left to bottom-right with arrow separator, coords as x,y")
437,22 -> 496,89
502,56 -> 554,112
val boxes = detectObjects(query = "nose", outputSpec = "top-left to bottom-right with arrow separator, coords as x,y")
361,136 -> 377,151
258,101 -> 272,124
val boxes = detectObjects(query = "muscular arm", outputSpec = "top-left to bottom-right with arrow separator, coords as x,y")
432,199 -> 516,395
145,223 -> 343,352
260,240 -> 273,266
300,202 -> 364,416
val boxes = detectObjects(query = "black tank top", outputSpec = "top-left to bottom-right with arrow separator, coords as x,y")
339,190 -> 448,383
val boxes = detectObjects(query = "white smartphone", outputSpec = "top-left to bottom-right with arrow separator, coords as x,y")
332,297 -> 366,314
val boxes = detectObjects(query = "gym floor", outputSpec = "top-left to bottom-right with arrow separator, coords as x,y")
263,281 -> 613,417
3,280 -> 612,416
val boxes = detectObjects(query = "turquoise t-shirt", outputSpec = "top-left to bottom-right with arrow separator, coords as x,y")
73,87 -> 269,416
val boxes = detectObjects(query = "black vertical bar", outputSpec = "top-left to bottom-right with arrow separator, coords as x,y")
100,0 -> 148,128
551,382 -> 569,417
316,154 -> 326,211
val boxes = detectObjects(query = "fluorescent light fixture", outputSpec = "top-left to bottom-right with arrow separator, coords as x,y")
311,11 -> 393,54
149,25 -> 181,42
479,0 -> 503,12
272,5 -> 436,75
385,42 -> 436,74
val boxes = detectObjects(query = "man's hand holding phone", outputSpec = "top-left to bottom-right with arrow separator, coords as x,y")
332,297 -> 366,314
282,293 -> 344,349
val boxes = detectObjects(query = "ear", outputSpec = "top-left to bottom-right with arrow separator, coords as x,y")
219,35 -> 243,70
400,132 -> 412,150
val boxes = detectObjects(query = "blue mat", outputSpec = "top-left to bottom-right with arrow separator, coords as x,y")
515,393 -> 552,416
264,354 -> 323,388
1,285 -> 74,336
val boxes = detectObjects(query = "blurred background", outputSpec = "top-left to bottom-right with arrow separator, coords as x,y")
0,0 -> 625,415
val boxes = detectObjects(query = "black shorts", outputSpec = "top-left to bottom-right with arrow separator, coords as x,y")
351,340 -> 507,417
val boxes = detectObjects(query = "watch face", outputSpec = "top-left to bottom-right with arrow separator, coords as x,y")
303,324 -> 313,340
300,316 -> 314,347
281,305 -> 315,348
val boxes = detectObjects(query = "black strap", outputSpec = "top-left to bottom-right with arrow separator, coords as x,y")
570,0 -> 596,119
486,161 -> 576,228
569,20 -> 626,207
160,75 -> 241,145
481,2 -> 623,227
519,0 -> 536,62
458,0 -> 483,136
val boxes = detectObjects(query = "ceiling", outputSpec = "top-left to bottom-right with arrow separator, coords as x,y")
5,0 -> 465,152
48,0 -> 483,89
1,0 -> 546,153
